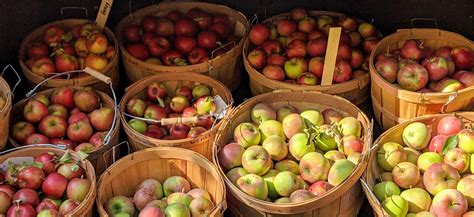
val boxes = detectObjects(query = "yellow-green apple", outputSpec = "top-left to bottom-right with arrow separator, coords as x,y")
236,174 -> 268,200
284,58 -> 307,79
218,143 -> 244,171
259,120 -> 285,141
273,171 -> 299,197
66,178 -> 91,202
126,99 -> 146,117
358,22 -> 376,38
422,56 -> 449,81
452,70 -> 474,87
263,169 -> 280,199
451,46 -> 473,70
417,152 -> 443,173
324,150 -> 345,165
397,63 -> 429,91
226,167 -> 248,184
288,133 -> 315,160
400,188 -> 431,213
317,15 -> 334,30
402,122 -> 430,150
276,105 -> 298,122
457,175 -> 474,207
309,181 -> 333,197
328,159 -> 356,186
191,84 -> 210,99
247,48 -> 267,69
300,109 -> 324,128
347,152 -> 361,165
23,99 -> 49,123
74,37 -> 88,57
404,147 -> 421,164
262,135 -> 288,161
392,162 -> 420,188
195,96 -> 216,115
38,115 -> 67,139
138,206 -> 164,217
375,57 -> 399,83
275,159 -> 300,175
458,129 -> 474,154
299,152 -> 330,183
163,176 -> 191,197
429,135 -> 449,154
86,33 -> 108,54
48,104 -> 69,119
164,203 -> 190,217
73,88 -> 100,113
282,113 -> 305,139
144,105 -> 167,123
342,135 -> 364,156
373,181 -> 400,202
241,146 -> 272,175
274,197 -> 291,203
189,197 -> 213,216
306,38 -> 327,57
444,148 -> 470,173
290,189 -> 315,203
187,188 -> 211,201
51,87 -> 75,109
12,121 -> 36,144
321,109 -> 343,124
297,72 -> 319,85
382,195 -> 408,217
233,122 -> 261,148
83,54 -> 108,71
424,163 -> 460,195
33,94 -> 50,106
338,117 -> 361,138
129,119 -> 147,133
67,121 -> 93,143
89,107 -> 114,131
170,95 -> 189,113
251,103 -> 276,124
167,192 -> 192,207
433,79 -> 465,92
249,24 -> 271,45
431,189 -> 468,216
314,128 -> 337,152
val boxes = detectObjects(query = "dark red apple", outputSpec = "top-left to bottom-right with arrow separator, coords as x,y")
122,24 -> 141,43
262,40 -> 282,55
197,31 -> 219,50
277,19 -> 297,36
400,39 -> 426,61
290,7 -> 307,21
7,203 -> 35,217
422,56 -> 449,81
333,60 -> 353,83
262,65 -> 285,81
155,17 -> 175,37
35,152 -> 57,175
141,15 -> 158,32
43,25 -> 65,45
247,48 -> 267,69
27,41 -> 49,59
208,22 -> 230,39
146,36 -> 171,57
174,18 -> 198,36
127,44 -> 150,61
146,82 -> 167,101
161,50 -> 186,66
13,189 -> 39,207
286,39 -> 306,58
42,173 -> 68,199
249,24 -> 271,46
337,42 -> 352,60
361,37 -> 380,55
435,46 -> 452,59
174,36 -> 197,54
188,47 -> 210,64
451,46 -> 473,70
307,38 -> 327,57
170,124 -> 191,140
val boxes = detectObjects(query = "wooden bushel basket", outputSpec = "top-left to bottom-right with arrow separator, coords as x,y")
8,68 -> 121,176
115,2 -> 249,91
0,65 -> 21,151
362,112 -> 474,216
212,91 -> 372,216
120,72 -> 233,160
245,11 -> 382,105
370,28 -> 474,130
18,19 -> 119,93
0,144 -> 97,217
96,147 -> 227,216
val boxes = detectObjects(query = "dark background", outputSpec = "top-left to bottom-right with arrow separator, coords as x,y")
0,0 -> 473,216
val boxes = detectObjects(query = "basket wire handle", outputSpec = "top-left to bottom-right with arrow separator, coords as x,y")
441,91 -> 458,114
410,18 -> 441,36
60,7 -> 89,20
0,64 -> 21,113
102,141 -> 130,168
207,41 -> 236,79
128,0 -> 156,21
25,67 -> 117,146
0,144 -> 67,155
248,13 -> 259,26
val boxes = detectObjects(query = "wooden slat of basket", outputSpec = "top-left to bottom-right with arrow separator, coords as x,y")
0,77 -> 12,151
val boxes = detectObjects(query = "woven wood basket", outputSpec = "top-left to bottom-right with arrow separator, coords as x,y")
362,112 -> 474,216
0,144 -> 96,217
213,91 -> 372,216
18,19 -> 119,93
120,72 -> 233,160
96,147 -> 227,216
370,28 -> 474,130
245,11 -> 382,106
115,2 -> 249,91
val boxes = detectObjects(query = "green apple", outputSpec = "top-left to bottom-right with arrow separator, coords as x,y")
128,119 -> 147,134
402,122 -> 430,150
165,203 -> 191,217
259,120 -> 285,141
404,147 -> 420,164
263,170 -> 280,199
234,122 -> 261,148
314,131 -> 338,152
377,142 -> 407,171
262,135 -> 288,161
274,171 -> 299,197
327,159 -> 355,186
300,110 -> 324,128
284,58 -> 306,79
417,152 -> 442,173
458,129 -> 474,154
274,159 -> 300,175
251,103 -> 276,124
400,188 -> 431,213
373,181 -> 400,202
236,174 -> 268,200
288,133 -> 315,160
382,195 -> 408,217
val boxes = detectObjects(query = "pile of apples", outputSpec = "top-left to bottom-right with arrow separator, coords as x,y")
105,176 -> 215,217
375,40 -> 473,92
0,151 -> 92,216
373,115 -> 474,216
25,22 -> 115,76
247,7 -> 380,85
125,82 -> 217,140
10,87 -> 114,152
218,103 -> 365,202
122,7 -> 241,65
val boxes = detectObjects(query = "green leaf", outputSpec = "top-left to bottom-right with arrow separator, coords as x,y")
71,164 -> 80,172
33,162 -> 44,169
156,97 -> 165,108
76,151 -> 89,161
442,135 -> 459,155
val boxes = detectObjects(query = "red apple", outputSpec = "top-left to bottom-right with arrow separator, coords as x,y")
7,203 -> 35,217
122,24 -> 141,43
170,124 -> 191,140
12,121 -> 36,144
174,18 -> 198,36
23,99 -> 49,123
452,70 -> 474,87
197,31 -> 219,50
51,138 -> 76,150
146,82 -> 167,102
350,49 -> 364,69
307,30 -> 324,41
155,17 -> 175,37
361,37 -> 380,55
247,48 -> 267,69
188,47 -> 210,64
35,152 -> 57,175
67,120 -> 93,143
267,54 -> 287,66
422,56 -> 449,81
38,115 -> 67,139
174,36 -> 197,54
175,86 -> 193,100
436,46 -> 452,59
375,57 -> 399,83
286,39 -> 306,58
42,173 -> 68,199
262,40 -> 282,55
297,72 -> 318,85
43,25 -> 65,45
307,38 -> 327,57
27,41 -> 49,58
30,57 -> 56,76
161,50 -> 186,66
277,19 -> 297,36
51,87 -> 75,109
144,105 -> 167,122
141,15 -> 158,32
13,189 -> 39,207
308,57 -> 324,78
127,44 -> 150,61
262,65 -> 285,81
146,36 -> 171,57
187,126 -> 207,138
337,42 -> 352,60
298,17 -> 316,33
290,7 -> 307,21
48,103 -> 68,119
68,112 -> 89,124
249,24 -> 271,46
86,33 -> 108,54
89,107 -> 114,131
400,39 -> 426,61
437,116 -> 463,136
25,133 -> 50,145
451,46 -> 473,70
208,22 -> 230,39
333,59 -> 353,83
397,63 -> 429,91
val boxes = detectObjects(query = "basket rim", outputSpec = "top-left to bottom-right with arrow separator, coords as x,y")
212,91 -> 372,214
0,77 -> 12,115
114,1 -> 250,71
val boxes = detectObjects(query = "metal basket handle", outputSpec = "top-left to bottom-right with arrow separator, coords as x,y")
0,144 -> 67,155
102,141 -> 131,168
61,7 -> 89,20
0,64 -> 21,113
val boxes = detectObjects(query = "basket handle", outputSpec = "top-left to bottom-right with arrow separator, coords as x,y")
0,64 -> 21,113
0,144 -> 67,155
102,141 -> 131,168
441,91 -> 458,114
61,7 -> 89,20
320,27 -> 342,86
410,18 -> 439,29
207,41 -> 237,79
128,0 -> 157,21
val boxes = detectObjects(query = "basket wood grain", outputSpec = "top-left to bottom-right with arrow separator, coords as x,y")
245,11 -> 381,106
115,2 -> 249,91
0,77 -> 12,151
362,112 -> 474,216
18,19 -> 119,93
370,28 -> 474,130
212,91 -> 372,216
8,87 -> 121,176
0,145 -> 96,217
120,72 -> 233,160
96,147 -> 227,216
